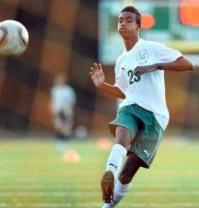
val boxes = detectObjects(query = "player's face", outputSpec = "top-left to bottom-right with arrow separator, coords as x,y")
117,12 -> 139,39
54,75 -> 66,86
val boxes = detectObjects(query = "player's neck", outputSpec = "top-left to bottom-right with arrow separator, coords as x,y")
123,36 -> 139,51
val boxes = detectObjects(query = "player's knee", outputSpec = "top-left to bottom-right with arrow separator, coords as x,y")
115,127 -> 132,148
119,173 -> 132,184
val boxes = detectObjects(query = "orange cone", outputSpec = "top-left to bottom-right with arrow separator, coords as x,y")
97,137 -> 112,150
63,149 -> 81,163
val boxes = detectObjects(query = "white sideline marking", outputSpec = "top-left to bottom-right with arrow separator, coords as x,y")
0,190 -> 198,196
14,202 -> 199,207
0,178 -> 199,184
0,183 -> 198,189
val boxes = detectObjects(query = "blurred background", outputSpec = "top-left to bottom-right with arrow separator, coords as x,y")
0,0 -> 198,139
0,1 -> 198,207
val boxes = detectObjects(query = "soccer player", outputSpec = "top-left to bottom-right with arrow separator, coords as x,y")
50,73 -> 76,152
90,6 -> 193,208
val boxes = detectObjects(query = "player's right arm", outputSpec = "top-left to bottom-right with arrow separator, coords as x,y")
90,63 -> 125,99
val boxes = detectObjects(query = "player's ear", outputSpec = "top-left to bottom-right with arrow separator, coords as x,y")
135,24 -> 140,31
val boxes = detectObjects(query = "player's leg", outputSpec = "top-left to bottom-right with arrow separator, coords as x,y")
101,152 -> 142,208
101,106 -> 138,203
112,104 -> 164,207
101,105 -> 164,207
112,152 -> 142,207
53,111 -> 70,152
59,110 -> 74,140
105,126 -> 133,177
101,126 -> 132,203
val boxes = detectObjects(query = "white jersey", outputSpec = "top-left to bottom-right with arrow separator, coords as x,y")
51,85 -> 76,116
114,39 -> 182,130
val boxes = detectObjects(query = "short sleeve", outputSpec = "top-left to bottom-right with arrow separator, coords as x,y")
153,42 -> 182,63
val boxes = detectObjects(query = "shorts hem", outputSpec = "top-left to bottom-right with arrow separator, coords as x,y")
109,122 -> 134,137
127,149 -> 150,169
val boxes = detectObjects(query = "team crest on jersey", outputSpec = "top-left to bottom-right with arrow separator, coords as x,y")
136,49 -> 149,65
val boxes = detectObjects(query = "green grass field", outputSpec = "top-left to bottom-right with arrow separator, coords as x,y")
0,138 -> 199,208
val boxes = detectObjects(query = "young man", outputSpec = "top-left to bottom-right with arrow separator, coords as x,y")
90,6 -> 193,208
50,73 -> 76,152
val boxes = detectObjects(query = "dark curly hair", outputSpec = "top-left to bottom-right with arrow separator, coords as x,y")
120,6 -> 141,28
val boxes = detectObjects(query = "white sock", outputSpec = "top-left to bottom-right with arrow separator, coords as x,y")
112,179 -> 131,206
106,144 -> 127,178
100,180 -> 131,208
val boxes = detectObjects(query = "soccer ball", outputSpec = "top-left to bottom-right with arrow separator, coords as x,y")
0,20 -> 29,55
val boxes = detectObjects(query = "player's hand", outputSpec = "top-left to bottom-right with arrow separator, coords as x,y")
90,63 -> 105,88
134,65 -> 157,77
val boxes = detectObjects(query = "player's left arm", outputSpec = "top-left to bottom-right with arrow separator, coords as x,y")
134,56 -> 193,77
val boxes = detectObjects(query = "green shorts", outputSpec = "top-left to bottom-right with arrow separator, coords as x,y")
109,104 -> 164,168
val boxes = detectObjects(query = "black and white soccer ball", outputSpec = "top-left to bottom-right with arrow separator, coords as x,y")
0,20 -> 29,55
